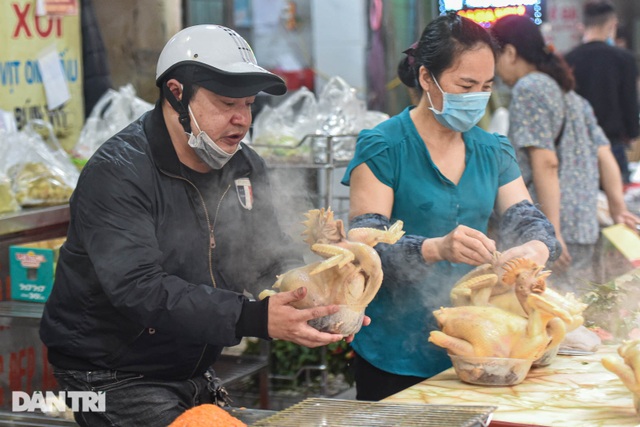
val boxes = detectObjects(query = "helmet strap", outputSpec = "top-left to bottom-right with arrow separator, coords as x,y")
162,66 -> 195,134
163,83 -> 192,134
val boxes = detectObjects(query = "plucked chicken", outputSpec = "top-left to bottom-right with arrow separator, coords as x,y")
259,208 -> 404,335
602,340 -> 640,414
450,257 -> 586,333
429,293 -> 571,360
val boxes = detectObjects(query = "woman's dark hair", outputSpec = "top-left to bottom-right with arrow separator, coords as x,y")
491,15 -> 575,92
398,11 -> 496,94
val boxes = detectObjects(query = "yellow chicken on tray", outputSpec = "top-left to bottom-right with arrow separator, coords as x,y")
429,293 -> 571,360
430,256 -> 588,378
259,208 -> 404,335
450,256 -> 587,333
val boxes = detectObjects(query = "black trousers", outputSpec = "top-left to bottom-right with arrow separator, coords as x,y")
353,352 -> 427,401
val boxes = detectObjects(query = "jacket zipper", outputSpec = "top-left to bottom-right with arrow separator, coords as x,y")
159,171 -> 230,287
189,184 -> 230,378
160,169 -> 231,378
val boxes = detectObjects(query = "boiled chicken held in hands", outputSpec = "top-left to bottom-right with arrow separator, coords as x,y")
259,208 -> 404,335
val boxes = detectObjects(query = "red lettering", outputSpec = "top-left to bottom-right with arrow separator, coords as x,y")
12,3 -> 32,38
562,7 -> 578,20
9,347 -> 35,394
9,350 -> 26,392
35,15 -> 53,38
25,347 -> 35,394
11,2 -> 63,39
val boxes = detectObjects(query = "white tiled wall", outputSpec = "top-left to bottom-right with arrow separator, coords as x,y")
311,0 -> 367,94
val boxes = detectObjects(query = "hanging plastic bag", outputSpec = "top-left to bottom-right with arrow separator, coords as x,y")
4,120 -> 79,207
251,86 -> 318,162
313,76 -> 388,163
0,130 -> 20,214
73,84 -> 153,166
251,76 -> 389,164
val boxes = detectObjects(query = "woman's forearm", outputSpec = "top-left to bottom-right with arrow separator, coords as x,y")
598,145 -> 627,217
529,148 -> 562,235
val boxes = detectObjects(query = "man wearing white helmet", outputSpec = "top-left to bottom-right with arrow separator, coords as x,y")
39,25 -> 359,426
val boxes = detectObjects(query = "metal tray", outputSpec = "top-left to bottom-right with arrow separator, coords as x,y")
252,397 -> 496,427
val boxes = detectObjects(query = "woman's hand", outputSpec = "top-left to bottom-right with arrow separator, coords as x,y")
612,209 -> 640,234
553,235 -> 572,273
423,225 -> 496,266
496,240 -> 550,267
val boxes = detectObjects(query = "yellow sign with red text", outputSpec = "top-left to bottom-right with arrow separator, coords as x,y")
0,0 -> 83,150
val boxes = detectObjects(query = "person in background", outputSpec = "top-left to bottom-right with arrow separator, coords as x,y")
490,15 -> 639,293
341,11 -> 560,401
565,0 -> 639,184
39,25 -> 363,427
80,0 -> 112,117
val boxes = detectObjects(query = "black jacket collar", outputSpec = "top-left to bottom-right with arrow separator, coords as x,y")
145,101 -> 183,176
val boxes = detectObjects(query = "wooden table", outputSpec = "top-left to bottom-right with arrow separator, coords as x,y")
384,345 -> 640,427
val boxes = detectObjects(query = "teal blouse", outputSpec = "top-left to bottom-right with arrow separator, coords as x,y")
341,107 -> 521,378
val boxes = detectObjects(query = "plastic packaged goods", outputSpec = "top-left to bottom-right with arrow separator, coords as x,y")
2,120 -> 79,208
0,172 -> 19,214
0,130 -> 20,214
251,76 -> 389,164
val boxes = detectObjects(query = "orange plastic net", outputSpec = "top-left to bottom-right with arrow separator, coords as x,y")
168,404 -> 247,427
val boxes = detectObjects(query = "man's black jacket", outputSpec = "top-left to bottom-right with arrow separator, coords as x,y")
40,103 -> 303,380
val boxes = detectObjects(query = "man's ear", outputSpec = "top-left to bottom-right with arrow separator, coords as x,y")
165,79 -> 183,101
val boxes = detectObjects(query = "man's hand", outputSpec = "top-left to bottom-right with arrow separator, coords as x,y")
267,287 -> 348,347
344,315 -> 371,344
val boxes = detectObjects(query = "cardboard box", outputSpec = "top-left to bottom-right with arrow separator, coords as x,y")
9,238 -> 65,303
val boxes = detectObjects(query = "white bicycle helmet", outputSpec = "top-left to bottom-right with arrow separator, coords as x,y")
156,25 -> 286,98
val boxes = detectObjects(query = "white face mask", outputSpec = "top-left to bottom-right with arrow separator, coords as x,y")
186,105 -> 241,170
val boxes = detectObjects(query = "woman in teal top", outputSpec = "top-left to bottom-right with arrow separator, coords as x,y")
341,12 -> 560,401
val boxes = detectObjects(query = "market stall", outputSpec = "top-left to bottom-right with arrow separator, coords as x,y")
384,345 -> 637,427
374,265 -> 640,427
